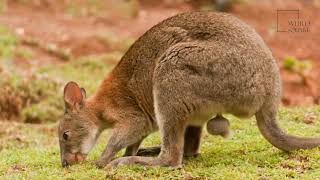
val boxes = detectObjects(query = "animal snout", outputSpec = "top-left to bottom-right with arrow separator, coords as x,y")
62,153 -> 87,167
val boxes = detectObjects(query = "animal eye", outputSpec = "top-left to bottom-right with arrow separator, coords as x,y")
63,131 -> 69,140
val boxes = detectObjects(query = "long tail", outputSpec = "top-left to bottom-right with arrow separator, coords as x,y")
255,104 -> 320,152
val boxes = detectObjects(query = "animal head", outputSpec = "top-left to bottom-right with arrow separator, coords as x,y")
58,81 -> 99,167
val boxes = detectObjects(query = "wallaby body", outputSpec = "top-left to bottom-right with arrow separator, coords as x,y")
58,12 -> 320,168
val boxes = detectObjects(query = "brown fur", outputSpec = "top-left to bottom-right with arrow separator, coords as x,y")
58,12 -> 320,168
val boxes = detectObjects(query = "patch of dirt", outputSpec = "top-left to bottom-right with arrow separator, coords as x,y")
288,153 -> 310,162
279,152 -> 312,174
11,165 -> 26,172
0,1 -> 192,64
0,0 -> 319,106
280,161 -> 311,173
302,112 -> 317,124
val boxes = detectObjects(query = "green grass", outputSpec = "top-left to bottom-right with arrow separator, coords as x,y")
1,106 -> 320,179
0,25 -> 19,60
0,26 -> 33,61
283,56 -> 313,73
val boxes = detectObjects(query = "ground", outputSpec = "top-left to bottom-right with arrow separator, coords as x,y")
0,0 -> 320,179
1,107 -> 320,179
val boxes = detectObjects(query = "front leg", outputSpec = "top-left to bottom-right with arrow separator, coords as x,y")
94,131 -> 124,168
95,125 -> 148,168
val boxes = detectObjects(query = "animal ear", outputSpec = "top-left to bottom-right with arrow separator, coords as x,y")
63,81 -> 86,112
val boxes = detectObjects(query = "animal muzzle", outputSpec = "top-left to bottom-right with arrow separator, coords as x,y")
62,152 -> 87,167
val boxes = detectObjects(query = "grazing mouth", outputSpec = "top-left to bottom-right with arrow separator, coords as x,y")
62,152 -> 87,167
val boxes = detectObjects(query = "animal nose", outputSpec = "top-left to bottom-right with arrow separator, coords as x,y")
62,160 -> 69,167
